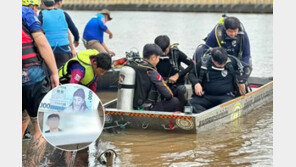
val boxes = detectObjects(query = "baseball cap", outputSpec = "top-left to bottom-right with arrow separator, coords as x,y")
99,9 -> 112,21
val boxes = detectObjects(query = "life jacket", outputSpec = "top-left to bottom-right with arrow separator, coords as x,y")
41,9 -> 69,47
59,49 -> 98,86
22,22 -> 41,67
214,16 -> 245,60
127,61 -> 159,109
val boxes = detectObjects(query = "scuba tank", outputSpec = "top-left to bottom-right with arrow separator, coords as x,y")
116,66 -> 136,110
116,50 -> 141,110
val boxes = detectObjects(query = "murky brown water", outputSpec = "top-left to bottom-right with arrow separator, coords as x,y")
92,92 -> 273,167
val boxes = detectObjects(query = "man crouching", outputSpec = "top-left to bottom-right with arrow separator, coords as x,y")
130,44 -> 181,112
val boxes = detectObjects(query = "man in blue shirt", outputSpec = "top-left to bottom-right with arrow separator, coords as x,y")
22,6 -> 59,166
83,9 -> 115,56
205,16 -> 251,67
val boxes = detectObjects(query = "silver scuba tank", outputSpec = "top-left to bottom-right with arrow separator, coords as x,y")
116,66 -> 136,110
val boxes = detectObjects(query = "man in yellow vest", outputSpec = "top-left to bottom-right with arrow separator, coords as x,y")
59,49 -> 112,92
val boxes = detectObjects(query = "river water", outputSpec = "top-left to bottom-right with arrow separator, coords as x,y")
32,11 -> 273,166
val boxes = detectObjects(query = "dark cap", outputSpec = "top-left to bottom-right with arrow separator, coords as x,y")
143,44 -> 163,59
99,9 -> 112,21
42,0 -> 55,6
73,88 -> 85,99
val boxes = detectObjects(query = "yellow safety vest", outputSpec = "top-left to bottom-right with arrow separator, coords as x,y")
59,49 -> 99,86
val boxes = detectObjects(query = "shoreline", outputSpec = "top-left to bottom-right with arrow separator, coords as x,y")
62,4 -> 273,14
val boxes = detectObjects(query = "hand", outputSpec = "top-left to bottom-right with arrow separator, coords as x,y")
168,73 -> 179,84
238,83 -> 246,95
194,83 -> 204,96
109,33 -> 113,39
74,41 -> 79,47
108,50 -> 115,56
50,73 -> 60,89
71,49 -> 77,57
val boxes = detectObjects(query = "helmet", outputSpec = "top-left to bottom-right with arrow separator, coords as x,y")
22,0 -> 29,6
28,0 -> 39,6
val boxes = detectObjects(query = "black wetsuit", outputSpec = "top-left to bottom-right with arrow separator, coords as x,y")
132,60 -> 181,112
188,56 -> 245,113
156,47 -> 194,107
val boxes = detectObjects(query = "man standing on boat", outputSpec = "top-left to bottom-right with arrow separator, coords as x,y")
205,16 -> 251,67
82,9 -> 115,56
188,47 -> 250,113
130,44 -> 181,112
154,35 -> 194,110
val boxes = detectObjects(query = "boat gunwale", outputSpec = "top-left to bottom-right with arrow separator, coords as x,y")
103,81 -> 273,118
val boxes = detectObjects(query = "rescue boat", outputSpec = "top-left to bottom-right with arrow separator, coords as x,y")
103,75 -> 273,134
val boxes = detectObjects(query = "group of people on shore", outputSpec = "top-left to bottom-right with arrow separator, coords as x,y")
22,0 -> 251,165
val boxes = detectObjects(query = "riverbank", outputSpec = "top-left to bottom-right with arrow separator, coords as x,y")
63,3 -> 272,13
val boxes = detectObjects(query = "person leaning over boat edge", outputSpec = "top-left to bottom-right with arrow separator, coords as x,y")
188,47 -> 250,113
38,0 -> 76,68
82,9 -> 115,56
22,6 -> 59,166
128,44 -> 181,112
205,15 -> 251,67
59,49 -> 112,92
54,0 -> 80,47
154,35 -> 194,109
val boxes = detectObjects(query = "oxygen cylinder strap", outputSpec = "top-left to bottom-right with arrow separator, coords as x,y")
118,84 -> 134,89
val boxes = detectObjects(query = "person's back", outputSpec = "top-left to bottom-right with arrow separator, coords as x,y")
54,0 -> 80,47
39,0 -> 74,68
83,14 -> 106,43
41,8 -> 69,47
82,9 -> 115,55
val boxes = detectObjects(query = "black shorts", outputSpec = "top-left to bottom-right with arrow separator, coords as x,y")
22,77 -> 51,117
54,52 -> 72,69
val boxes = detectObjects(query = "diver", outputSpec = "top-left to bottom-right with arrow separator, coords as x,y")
154,35 -> 194,109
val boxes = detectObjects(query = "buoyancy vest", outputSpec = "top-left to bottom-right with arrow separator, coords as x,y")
127,61 -> 158,109
42,9 -> 69,47
59,49 -> 98,86
197,52 -> 249,96
214,16 -> 245,60
22,22 -> 41,67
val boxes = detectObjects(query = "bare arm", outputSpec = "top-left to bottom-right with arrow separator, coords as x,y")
68,29 -> 76,57
32,31 -> 59,88
105,29 -> 113,39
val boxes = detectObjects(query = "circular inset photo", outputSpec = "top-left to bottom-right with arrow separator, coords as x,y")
37,84 -> 105,151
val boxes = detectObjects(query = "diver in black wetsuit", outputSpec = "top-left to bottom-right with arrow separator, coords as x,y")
154,35 -> 194,109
